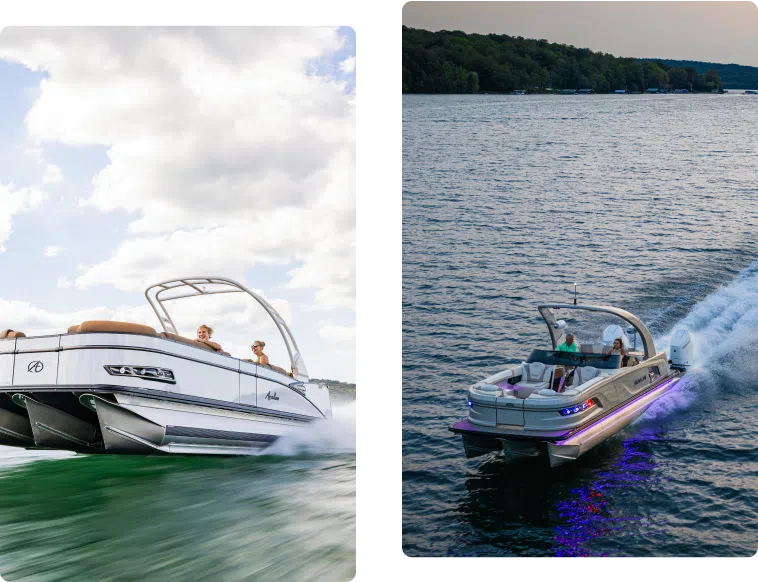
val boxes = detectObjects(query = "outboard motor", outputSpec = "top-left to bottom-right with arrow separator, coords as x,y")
670,328 -> 694,369
602,324 -> 629,348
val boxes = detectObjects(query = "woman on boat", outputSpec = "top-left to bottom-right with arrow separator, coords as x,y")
607,338 -> 626,356
251,340 -> 269,365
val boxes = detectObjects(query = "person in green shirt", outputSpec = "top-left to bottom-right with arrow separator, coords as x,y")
556,333 -> 579,353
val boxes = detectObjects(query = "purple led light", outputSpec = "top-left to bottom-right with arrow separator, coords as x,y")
552,436 -> 665,556
555,376 -> 680,445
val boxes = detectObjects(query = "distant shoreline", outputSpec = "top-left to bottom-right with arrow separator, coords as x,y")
403,27 -> 758,94
404,90 -> 753,96
312,378 -> 356,400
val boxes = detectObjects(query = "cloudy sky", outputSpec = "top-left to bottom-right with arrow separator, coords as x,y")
403,1 -> 758,67
0,26 -> 355,382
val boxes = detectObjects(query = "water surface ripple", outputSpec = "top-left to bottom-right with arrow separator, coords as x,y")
403,94 -> 758,557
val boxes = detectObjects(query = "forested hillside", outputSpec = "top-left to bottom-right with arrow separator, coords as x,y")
402,26 -> 742,94
645,59 -> 758,89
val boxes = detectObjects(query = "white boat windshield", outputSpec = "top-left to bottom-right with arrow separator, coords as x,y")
526,349 -> 622,370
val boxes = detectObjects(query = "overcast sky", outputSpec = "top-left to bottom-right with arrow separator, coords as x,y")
403,1 -> 758,67
0,26 -> 355,382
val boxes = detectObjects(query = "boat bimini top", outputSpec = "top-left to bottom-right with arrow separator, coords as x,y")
538,303 -> 657,360
145,276 -> 308,380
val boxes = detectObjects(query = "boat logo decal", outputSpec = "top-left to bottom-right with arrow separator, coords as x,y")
27,360 -> 44,373
633,375 -> 648,386
265,391 -> 280,401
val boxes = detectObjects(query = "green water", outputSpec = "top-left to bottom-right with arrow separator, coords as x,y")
0,423 -> 355,581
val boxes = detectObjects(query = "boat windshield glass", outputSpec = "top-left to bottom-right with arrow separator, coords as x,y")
526,349 -> 622,369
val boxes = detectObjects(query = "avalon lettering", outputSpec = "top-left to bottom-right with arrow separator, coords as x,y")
265,391 -> 280,401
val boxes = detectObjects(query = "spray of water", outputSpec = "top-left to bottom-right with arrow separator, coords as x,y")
645,258 -> 758,419
261,400 -> 356,456
1,402 -> 356,465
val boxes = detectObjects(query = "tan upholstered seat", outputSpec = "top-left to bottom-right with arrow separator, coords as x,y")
0,329 -> 26,339
260,363 -> 293,378
159,332 -> 216,352
68,321 -> 157,335
243,360 -> 293,377
198,339 -> 231,356
198,339 -> 222,352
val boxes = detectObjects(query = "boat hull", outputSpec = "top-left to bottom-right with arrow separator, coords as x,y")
451,374 -> 682,466
0,387 -> 315,456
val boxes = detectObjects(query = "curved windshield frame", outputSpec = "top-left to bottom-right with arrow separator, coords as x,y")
526,349 -> 622,370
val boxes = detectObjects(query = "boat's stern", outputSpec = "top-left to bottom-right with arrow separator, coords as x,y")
449,418 -> 545,460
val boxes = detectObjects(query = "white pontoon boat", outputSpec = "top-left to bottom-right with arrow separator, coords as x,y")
0,277 -> 332,455
450,303 -> 693,467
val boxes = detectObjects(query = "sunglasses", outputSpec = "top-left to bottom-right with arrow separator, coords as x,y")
252,345 -> 262,349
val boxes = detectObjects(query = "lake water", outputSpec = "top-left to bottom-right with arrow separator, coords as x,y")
402,93 -> 758,557
0,400 -> 355,581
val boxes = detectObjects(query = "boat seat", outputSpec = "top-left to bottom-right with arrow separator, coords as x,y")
242,360 -> 293,377
537,388 -> 559,396
623,355 -> 640,367
574,366 -> 600,386
159,332 -> 216,352
580,342 -> 605,354
68,321 -> 157,335
259,363 -> 294,378
196,339 -> 231,356
0,329 -> 26,339
515,362 -> 555,391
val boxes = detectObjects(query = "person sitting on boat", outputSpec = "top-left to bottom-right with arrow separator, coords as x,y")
196,324 -> 226,353
249,341 -> 294,377
555,333 -> 579,353
251,340 -> 270,365
606,338 -> 627,356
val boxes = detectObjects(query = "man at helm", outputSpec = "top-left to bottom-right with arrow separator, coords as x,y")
556,333 -> 579,353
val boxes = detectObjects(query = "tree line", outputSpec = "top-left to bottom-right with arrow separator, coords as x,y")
403,26 -> 737,94
652,59 -> 758,90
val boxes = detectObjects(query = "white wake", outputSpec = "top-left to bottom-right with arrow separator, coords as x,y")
261,400 -> 356,456
645,258 -> 758,419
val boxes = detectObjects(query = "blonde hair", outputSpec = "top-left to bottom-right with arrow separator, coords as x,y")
197,324 -> 213,337
253,340 -> 265,348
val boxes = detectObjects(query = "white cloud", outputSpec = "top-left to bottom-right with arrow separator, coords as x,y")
56,276 -> 72,288
339,56 -> 355,73
42,163 -> 63,184
44,245 -> 63,257
163,290 -> 295,365
0,27 -> 355,311
318,322 -> 356,344
0,183 -> 47,252
316,321 -> 356,371
287,229 -> 356,310
0,297 -> 154,336
0,287 -> 296,370
22,146 -> 43,162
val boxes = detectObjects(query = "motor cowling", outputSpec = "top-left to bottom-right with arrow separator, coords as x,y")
670,328 -> 694,368
602,324 -> 630,348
